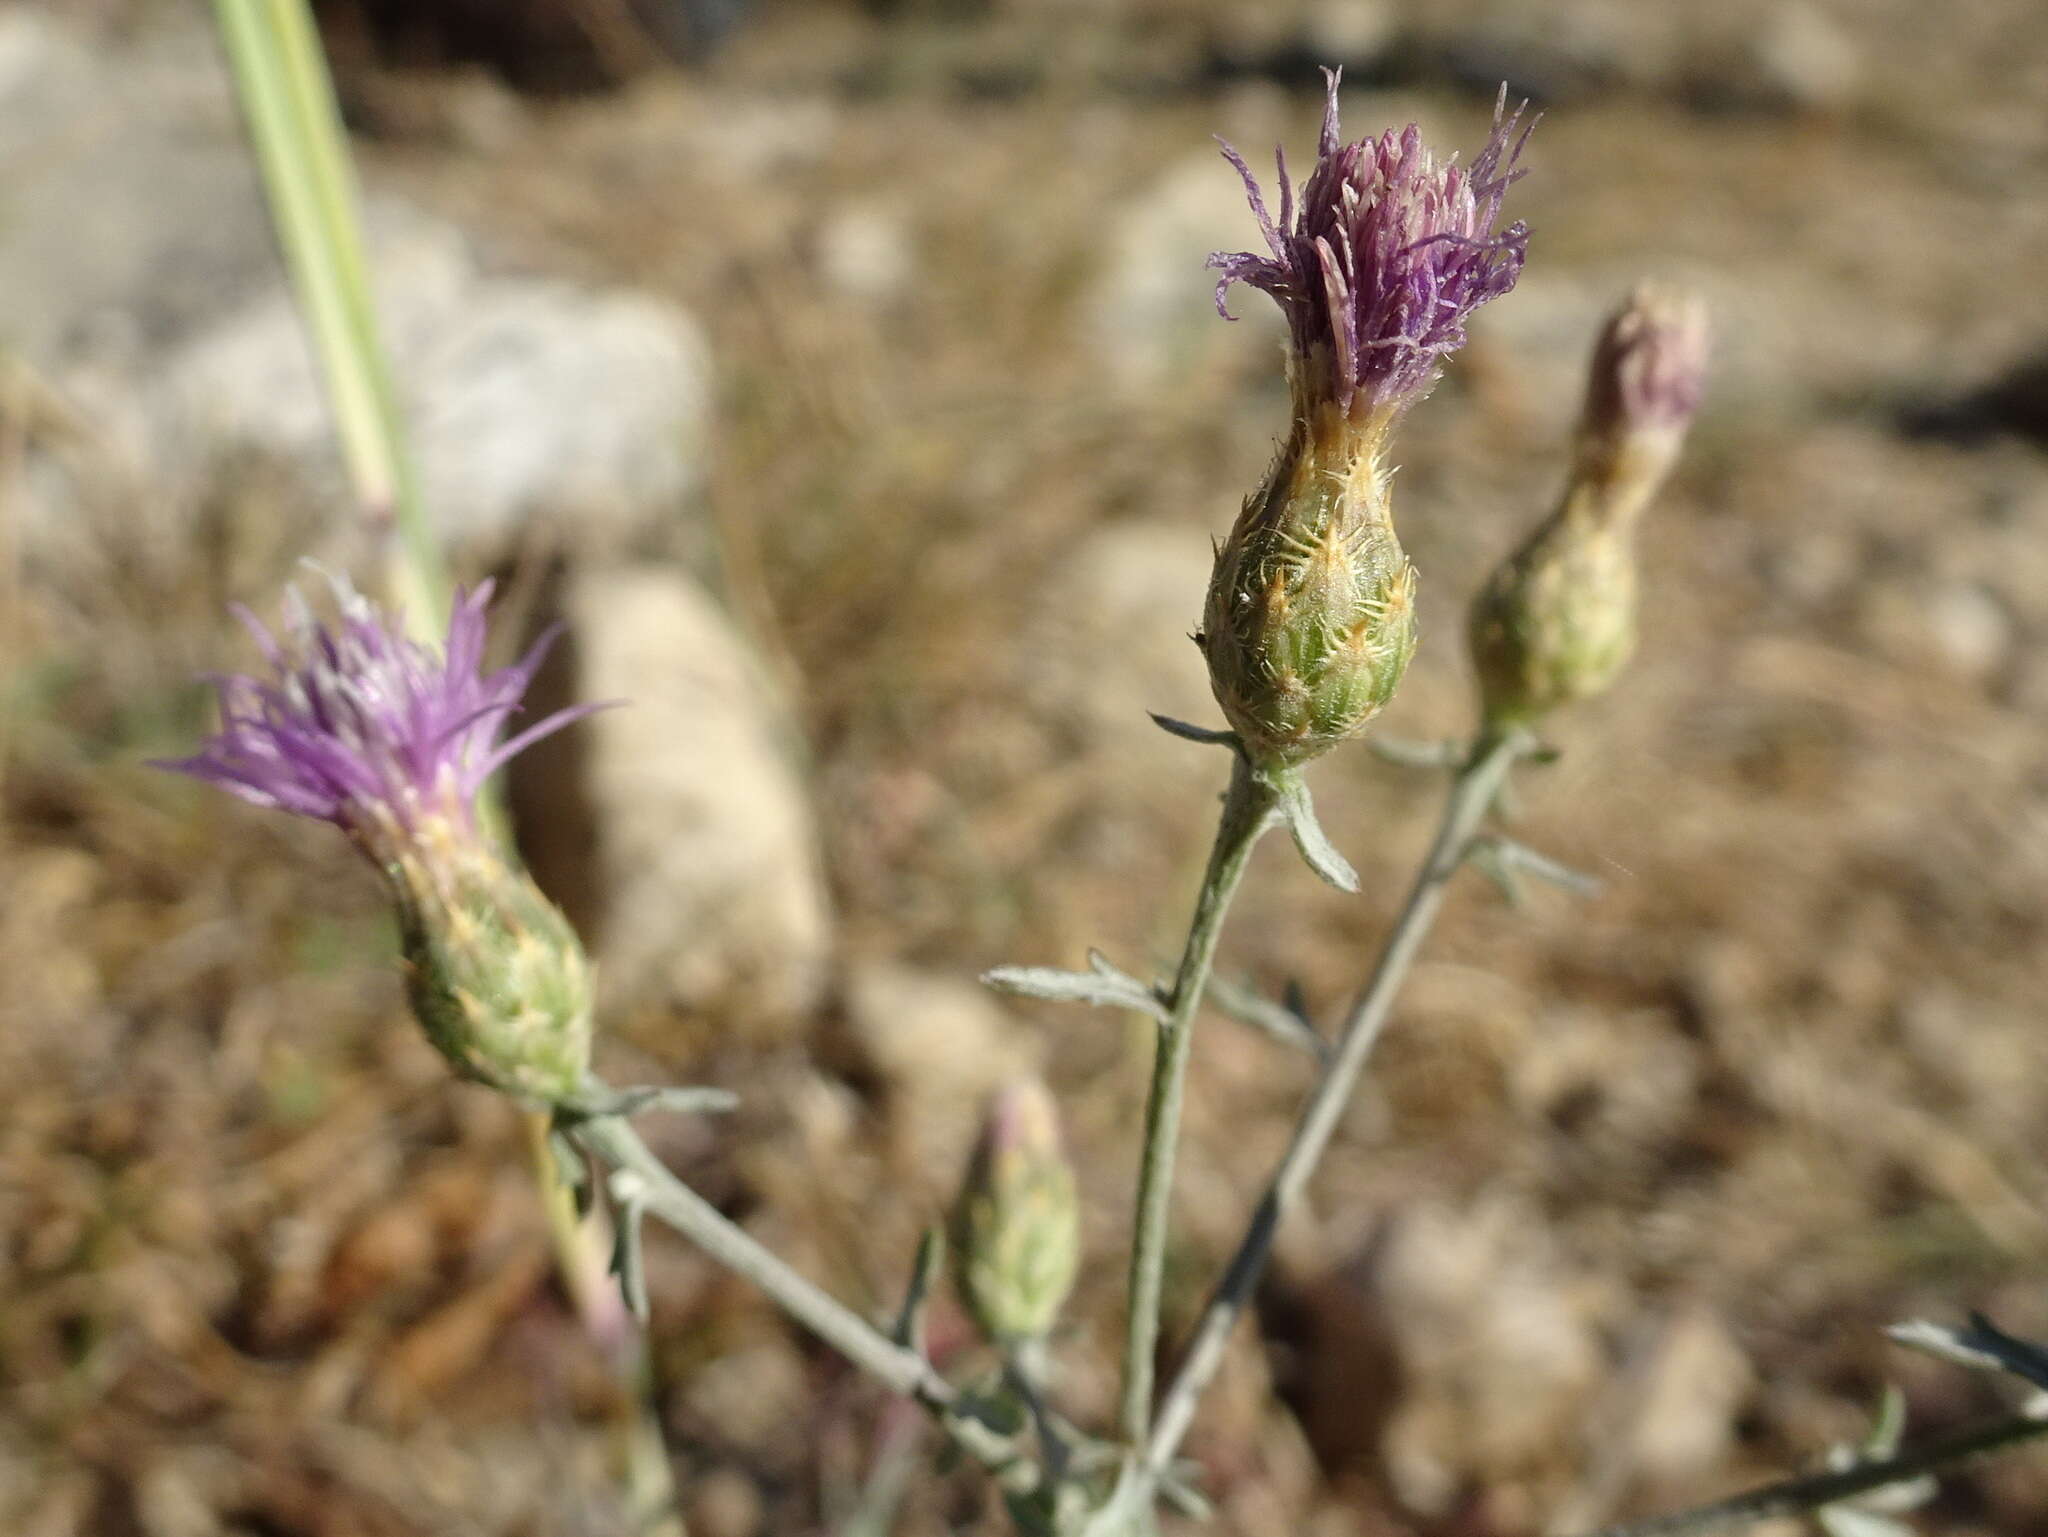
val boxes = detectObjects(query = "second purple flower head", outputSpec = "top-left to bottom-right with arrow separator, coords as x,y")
159,574 -> 604,1106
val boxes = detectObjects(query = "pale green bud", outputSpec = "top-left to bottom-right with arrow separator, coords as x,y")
950,1079 -> 1080,1346
1468,515 -> 1639,731
1468,284 -> 1708,731
387,816 -> 595,1107
1203,403 -> 1418,770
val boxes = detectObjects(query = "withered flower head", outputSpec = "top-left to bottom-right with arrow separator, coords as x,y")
1211,69 -> 1534,424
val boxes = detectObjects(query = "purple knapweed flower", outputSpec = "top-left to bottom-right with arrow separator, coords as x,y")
159,572 -> 605,1105
1211,69 -> 1533,422
158,573 -> 590,858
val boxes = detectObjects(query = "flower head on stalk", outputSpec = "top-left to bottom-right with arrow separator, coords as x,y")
1211,69 -> 1533,428
1468,283 -> 1711,732
158,573 -> 590,860
1201,74 -> 1533,772
157,573 -> 604,1105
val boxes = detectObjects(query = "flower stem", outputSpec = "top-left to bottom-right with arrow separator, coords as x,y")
1121,753 -> 1283,1444
1571,1406 -> 2048,1537
1144,728 -> 1526,1477
519,1112 -> 685,1534
571,1113 -> 954,1409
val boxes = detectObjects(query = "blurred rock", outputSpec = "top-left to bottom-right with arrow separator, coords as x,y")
162,209 -> 713,564
813,200 -> 916,306
1086,149 -> 1286,396
1925,582 -> 2014,681
0,14 -> 267,364
513,565 -> 832,1038
840,963 -> 1036,1188
1735,1 -> 1863,115
1010,518 -> 1227,867
1627,1307 -> 1754,1489
1306,0 -> 1399,69
1428,0 -> 1674,103
1018,519 -> 1218,762
686,1466 -> 766,1537
1317,1196 -> 1609,1518
676,1337 -> 811,1447
1205,0 -> 1397,79
134,1446 -> 241,1537
8,11 -> 712,582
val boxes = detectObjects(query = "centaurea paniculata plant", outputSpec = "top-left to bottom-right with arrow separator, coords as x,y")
165,35 -> 2048,1534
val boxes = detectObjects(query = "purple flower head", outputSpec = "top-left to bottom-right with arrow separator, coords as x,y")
157,572 -> 596,853
1211,70 -> 1534,420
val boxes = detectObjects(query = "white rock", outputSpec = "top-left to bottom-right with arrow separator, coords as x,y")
815,201 -> 915,306
1925,582 -> 2012,681
160,207 -> 714,562
0,16 -> 266,365
1745,1 -> 1862,115
1627,1307 -> 1753,1486
1019,519 -> 1216,719
536,565 -> 832,1032
4,13 -> 713,580
1306,0 -> 1400,65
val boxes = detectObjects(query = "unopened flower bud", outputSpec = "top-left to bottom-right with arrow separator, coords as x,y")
1468,285 -> 1709,731
950,1079 -> 1080,1346
156,573 -> 605,1104
1203,71 -> 1533,769
1571,282 -> 1711,522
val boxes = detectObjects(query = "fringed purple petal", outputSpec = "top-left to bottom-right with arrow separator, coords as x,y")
1210,70 -> 1535,415
478,698 -> 619,784
158,574 -> 605,843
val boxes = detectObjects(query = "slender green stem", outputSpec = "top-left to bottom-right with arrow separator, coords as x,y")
523,1118 -> 680,1534
571,1114 -> 956,1409
1573,1407 -> 2048,1537
211,0 -> 442,623
1144,729 -> 1525,1477
1120,754 -> 1283,1444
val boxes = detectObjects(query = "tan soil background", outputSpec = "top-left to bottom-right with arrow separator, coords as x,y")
8,1 -> 2048,1533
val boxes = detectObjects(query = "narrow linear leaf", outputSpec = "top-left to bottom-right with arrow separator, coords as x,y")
982,965 -> 1169,1022
1148,713 -> 1238,748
